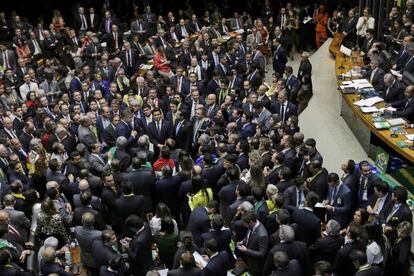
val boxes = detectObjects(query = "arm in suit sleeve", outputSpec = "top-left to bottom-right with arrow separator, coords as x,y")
243,233 -> 268,258
19,212 -> 31,230
90,158 -> 111,174
262,250 -> 275,276
333,191 -> 352,214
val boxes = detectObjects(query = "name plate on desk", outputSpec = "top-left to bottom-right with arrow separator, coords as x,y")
340,45 -> 352,57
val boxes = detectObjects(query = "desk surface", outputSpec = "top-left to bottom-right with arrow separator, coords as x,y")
335,52 -> 414,164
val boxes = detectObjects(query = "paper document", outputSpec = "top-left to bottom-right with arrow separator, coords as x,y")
387,118 -> 406,126
353,79 -> 371,84
340,45 -> 352,57
363,96 -> 384,106
342,81 -> 354,85
158,269 -> 169,276
406,134 -> 414,141
303,17 -> 312,24
379,107 -> 397,113
193,251 -> 207,268
390,69 -> 402,78
361,106 -> 379,113
314,202 -> 326,208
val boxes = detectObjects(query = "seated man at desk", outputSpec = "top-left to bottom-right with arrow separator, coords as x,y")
386,84 -> 414,122
361,58 -> 385,93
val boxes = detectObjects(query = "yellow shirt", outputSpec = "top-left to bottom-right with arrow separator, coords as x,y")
188,188 -> 213,211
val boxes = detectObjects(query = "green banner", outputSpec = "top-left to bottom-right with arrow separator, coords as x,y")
375,147 -> 389,174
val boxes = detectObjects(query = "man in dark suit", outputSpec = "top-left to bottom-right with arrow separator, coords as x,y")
334,223 -> 367,276
362,58 -> 385,93
324,173 -> 353,228
270,91 -> 298,123
366,181 -> 391,222
272,38 -> 288,76
174,110 -> 193,153
218,166 -> 241,224
119,42 -> 138,76
168,251 -> 203,276
91,230 -> 120,268
115,182 -> 146,230
383,73 -> 404,103
240,112 -> 256,139
87,7 -> 100,32
154,165 -> 182,219
284,66 -> 301,105
73,7 -> 89,33
200,239 -> 230,276
361,29 -> 376,54
2,195 -> 30,236
122,216 -> 153,276
171,67 -> 191,96
350,250 -> 383,276
306,160 -> 329,202
113,137 -> 132,173
263,224 -> 311,276
283,175 -> 309,209
297,138 -> 324,178
381,186 -> 413,241
105,24 -> 123,56
291,192 -> 321,246
116,110 -> 139,148
389,84 -> 414,123
122,157 -> 155,211
147,108 -> 173,149
309,219 -> 344,264
236,211 -> 268,276
341,9 -> 358,48
187,201 -> 218,246
269,251 -> 302,276
357,160 -> 379,208
102,115 -> 119,148
73,191 -> 106,231
298,52 -> 313,88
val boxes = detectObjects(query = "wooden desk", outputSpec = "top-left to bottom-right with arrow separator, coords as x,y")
335,52 -> 414,165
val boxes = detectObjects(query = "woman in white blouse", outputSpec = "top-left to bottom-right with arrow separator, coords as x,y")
365,222 -> 389,266
149,202 -> 179,236
356,7 -> 375,47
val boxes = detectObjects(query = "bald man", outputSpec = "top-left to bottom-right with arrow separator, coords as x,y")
73,180 -> 104,212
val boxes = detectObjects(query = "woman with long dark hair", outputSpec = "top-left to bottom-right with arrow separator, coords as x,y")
365,222 -> 388,267
150,202 -> 179,236
188,175 -> 213,211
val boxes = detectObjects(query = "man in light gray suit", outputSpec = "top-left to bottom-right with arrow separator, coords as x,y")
246,27 -> 262,50
230,12 -> 244,31
253,102 -> 271,129
74,212 -> 102,273
78,114 -> 98,147
3,194 -> 30,233
39,73 -> 61,102
88,143 -> 112,176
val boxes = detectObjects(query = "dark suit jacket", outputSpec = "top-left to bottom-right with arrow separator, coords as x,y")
174,120 -> 193,153
362,67 -> 385,92
309,235 -> 344,264
73,206 -> 106,230
272,45 -> 288,76
326,184 -> 353,227
218,180 -> 239,224
105,32 -> 123,54
308,168 -> 329,202
126,223 -> 153,276
201,229 -> 233,264
187,207 -> 210,245
391,96 -> 414,123
204,251 -> 229,276
270,101 -> 298,123
285,75 -> 301,103
334,239 -> 367,276
122,168 -> 155,211
40,260 -> 73,276
263,241 -> 310,276
241,222 -> 268,273
269,259 -> 302,276
155,176 -> 182,218
383,80 -> 405,103
241,122 -> 255,139
147,120 -> 173,146
114,149 -> 132,172
380,202 -> 413,237
283,186 -> 309,208
298,59 -> 312,84
115,194 -> 146,223
167,267 -> 202,276
292,208 -> 321,246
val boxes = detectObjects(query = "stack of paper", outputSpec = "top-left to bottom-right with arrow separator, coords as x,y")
354,97 -> 384,107
406,134 -> 414,141
361,106 -> 379,113
390,69 -> 403,78
193,251 -> 207,268
387,118 -> 406,126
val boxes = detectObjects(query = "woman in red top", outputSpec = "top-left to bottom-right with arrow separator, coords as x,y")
153,146 -> 176,175
153,47 -> 174,78
25,91 -> 38,109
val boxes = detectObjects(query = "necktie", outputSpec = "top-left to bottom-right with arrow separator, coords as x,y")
331,187 -> 337,205
176,121 -> 182,134
297,190 -> 302,207
3,51 -> 9,69
280,103 -> 285,122
177,77 -> 182,92
81,14 -> 87,30
237,19 -> 241,29
372,197 -> 381,214
114,32 -> 118,49
157,122 -> 161,135
386,204 -> 399,223
359,177 -> 368,201
106,19 -> 110,33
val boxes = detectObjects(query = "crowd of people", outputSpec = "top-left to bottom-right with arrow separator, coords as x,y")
0,0 -> 412,276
